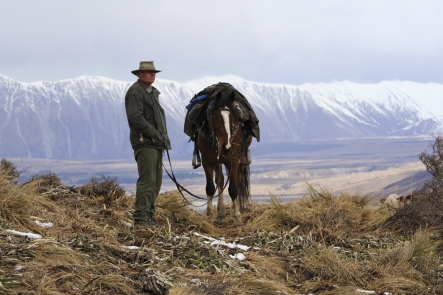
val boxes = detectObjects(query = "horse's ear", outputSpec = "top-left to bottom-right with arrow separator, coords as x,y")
215,91 -> 222,100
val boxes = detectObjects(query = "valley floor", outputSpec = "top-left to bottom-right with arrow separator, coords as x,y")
11,137 -> 431,203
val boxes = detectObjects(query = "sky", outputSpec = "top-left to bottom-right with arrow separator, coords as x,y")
1,0 -> 443,85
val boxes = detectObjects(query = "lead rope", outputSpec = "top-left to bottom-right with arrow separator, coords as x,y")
163,150 -> 230,207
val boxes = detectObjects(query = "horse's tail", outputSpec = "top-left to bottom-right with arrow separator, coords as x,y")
238,163 -> 251,211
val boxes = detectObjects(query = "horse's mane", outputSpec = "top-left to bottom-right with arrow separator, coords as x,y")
210,90 -> 239,121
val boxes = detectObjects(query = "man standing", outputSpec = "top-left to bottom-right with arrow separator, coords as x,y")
125,61 -> 171,228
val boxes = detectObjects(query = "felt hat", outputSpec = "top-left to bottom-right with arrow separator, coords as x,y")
131,61 -> 161,75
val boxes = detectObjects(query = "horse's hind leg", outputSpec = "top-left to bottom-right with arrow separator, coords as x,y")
215,163 -> 226,223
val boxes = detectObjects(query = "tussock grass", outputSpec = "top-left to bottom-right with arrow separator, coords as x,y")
168,286 -> 203,295
156,190 -> 217,234
239,183 -> 381,242
26,171 -> 63,191
1,166 -> 443,294
282,183 -> 377,239
0,171 -> 59,233
234,273 -> 296,295
294,228 -> 442,294
82,274 -> 137,295
77,174 -> 127,209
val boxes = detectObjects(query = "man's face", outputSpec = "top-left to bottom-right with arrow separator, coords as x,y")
137,70 -> 156,86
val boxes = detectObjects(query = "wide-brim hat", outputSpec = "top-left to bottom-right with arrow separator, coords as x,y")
131,61 -> 162,75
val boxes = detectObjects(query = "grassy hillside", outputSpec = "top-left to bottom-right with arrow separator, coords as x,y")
1,163 -> 442,294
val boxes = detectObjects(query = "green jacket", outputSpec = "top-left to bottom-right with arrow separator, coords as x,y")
125,80 -> 172,151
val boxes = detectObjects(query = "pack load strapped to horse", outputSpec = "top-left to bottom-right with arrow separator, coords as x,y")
183,82 -> 260,225
184,82 -> 260,168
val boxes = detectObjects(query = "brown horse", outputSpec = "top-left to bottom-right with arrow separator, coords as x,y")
197,91 -> 252,225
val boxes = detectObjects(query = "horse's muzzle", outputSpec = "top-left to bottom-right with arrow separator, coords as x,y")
222,143 -> 231,154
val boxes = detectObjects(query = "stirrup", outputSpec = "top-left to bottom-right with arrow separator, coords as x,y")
192,150 -> 201,169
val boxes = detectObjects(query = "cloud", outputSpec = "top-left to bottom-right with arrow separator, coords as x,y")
0,0 -> 442,84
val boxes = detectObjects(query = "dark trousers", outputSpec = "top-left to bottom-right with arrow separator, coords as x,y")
133,148 -> 162,221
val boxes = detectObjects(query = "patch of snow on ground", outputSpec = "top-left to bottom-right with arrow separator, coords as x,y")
35,220 -> 54,228
194,232 -> 251,251
5,229 -> 42,239
229,253 -> 246,261
123,246 -> 140,250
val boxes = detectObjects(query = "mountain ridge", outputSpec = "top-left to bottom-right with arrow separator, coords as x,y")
1,74 -> 442,160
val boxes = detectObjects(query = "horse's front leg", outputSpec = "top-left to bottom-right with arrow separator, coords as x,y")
228,162 -> 242,226
215,163 -> 226,223
203,163 -> 216,216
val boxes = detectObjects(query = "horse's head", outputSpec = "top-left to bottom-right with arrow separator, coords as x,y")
208,91 -> 241,155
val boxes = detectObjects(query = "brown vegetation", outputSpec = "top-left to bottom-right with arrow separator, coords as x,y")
383,135 -> 443,236
1,141 -> 443,294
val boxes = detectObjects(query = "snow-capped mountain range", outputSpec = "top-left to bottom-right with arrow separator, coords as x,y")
1,74 -> 442,160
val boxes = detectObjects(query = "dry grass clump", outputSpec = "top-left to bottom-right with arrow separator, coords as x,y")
155,191 -> 217,234
290,184 -> 377,241
233,272 -> 296,295
241,183 -> 378,244
296,229 -> 443,294
26,171 -> 63,192
77,174 -> 127,207
375,230 -> 442,291
0,170 -> 59,233
78,174 -> 125,197
81,273 -> 139,295
2,160 -> 443,294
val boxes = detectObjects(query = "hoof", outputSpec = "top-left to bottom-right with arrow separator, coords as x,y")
215,215 -> 226,224
233,218 -> 242,227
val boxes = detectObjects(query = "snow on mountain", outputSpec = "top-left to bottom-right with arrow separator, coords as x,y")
219,78 -> 442,142
0,74 -> 442,160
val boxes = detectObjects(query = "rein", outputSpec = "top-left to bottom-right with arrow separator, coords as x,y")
162,150 -> 231,207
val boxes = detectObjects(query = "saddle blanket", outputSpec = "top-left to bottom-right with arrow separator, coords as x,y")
186,94 -> 208,111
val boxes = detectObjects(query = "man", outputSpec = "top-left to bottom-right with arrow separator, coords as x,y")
125,61 -> 171,228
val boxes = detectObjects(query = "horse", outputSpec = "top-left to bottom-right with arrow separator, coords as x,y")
196,90 -> 252,226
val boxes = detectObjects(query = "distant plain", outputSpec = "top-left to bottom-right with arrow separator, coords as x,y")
12,137 -> 432,204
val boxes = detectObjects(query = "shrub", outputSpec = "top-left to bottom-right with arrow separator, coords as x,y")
0,158 -> 21,181
419,135 -> 443,185
384,136 -> 443,235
